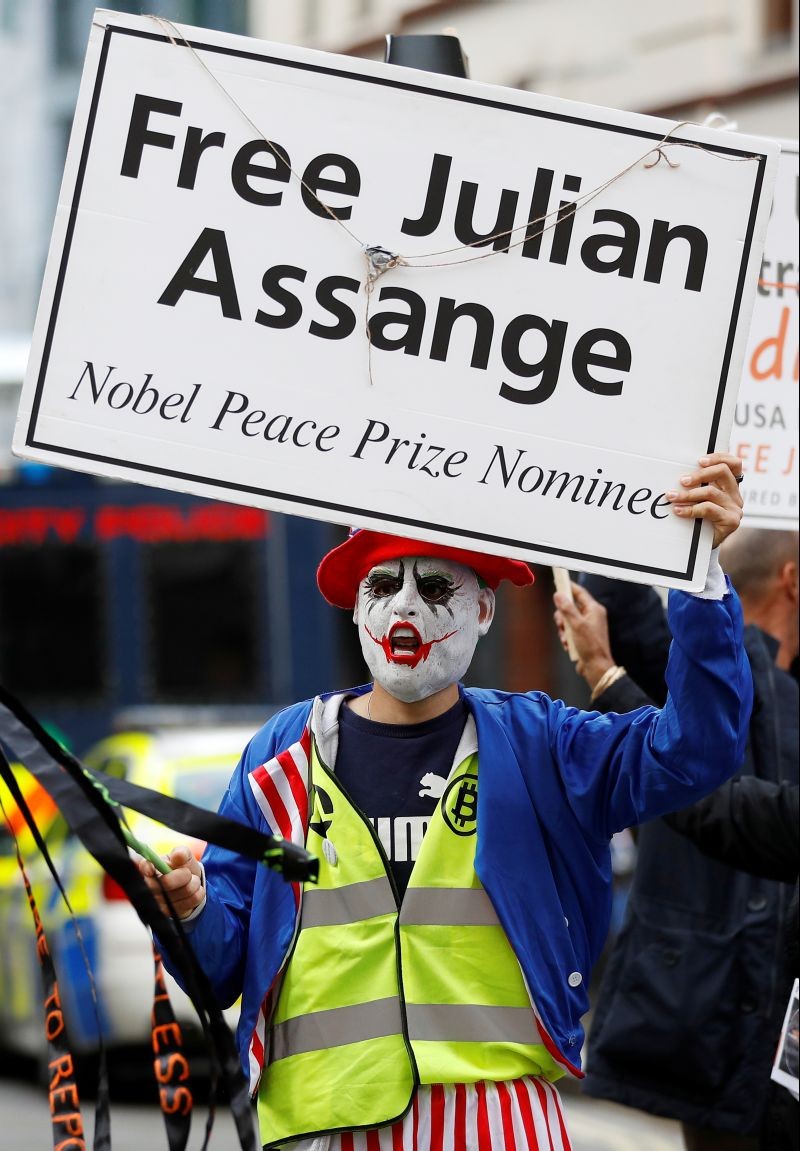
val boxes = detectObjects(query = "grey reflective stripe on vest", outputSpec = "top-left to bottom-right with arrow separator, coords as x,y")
300,877 -> 396,928
406,1003 -> 539,1045
400,887 -> 499,927
270,996 -> 403,1062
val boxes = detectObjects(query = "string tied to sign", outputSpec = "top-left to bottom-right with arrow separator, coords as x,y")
364,245 -> 406,287
144,16 -> 762,388
643,143 -> 681,170
363,246 -> 408,385
398,119 -> 758,270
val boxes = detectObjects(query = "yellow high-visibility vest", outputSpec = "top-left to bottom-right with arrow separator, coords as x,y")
257,741 -> 561,1146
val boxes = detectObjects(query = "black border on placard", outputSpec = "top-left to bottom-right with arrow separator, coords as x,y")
24,21 -> 772,582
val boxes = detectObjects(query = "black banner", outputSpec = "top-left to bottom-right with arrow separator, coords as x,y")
0,684 -> 318,1150
0,750 -> 110,1151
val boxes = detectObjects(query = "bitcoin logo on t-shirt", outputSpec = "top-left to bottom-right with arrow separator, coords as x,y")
441,772 -> 478,836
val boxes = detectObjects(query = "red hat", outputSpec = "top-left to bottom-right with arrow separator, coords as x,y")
317,528 -> 534,609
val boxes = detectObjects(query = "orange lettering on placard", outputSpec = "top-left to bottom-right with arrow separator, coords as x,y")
751,306 -> 798,381
753,445 -> 771,473
733,443 -> 773,475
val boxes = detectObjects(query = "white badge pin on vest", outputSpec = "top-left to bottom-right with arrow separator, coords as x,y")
322,838 -> 338,867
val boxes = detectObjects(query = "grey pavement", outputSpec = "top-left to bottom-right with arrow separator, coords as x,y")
0,1073 -> 684,1150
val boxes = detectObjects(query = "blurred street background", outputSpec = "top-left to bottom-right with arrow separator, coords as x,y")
0,2 -> 797,1148
1,0 -> 798,751
0,1066 -> 684,1149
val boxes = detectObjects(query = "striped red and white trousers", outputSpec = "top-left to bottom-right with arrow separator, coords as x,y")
283,1077 -> 572,1151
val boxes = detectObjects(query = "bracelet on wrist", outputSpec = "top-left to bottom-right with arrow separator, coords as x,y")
590,665 -> 627,702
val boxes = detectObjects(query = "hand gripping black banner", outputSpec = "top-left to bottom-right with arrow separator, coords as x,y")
2,746 -> 198,1151
0,684 -> 319,1151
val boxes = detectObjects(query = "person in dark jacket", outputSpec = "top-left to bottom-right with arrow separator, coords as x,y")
666,776 -> 797,890
666,777 -> 799,1151
553,528 -> 799,1151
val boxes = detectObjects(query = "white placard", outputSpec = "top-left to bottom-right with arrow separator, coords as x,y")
13,10 -> 779,588
733,141 -> 798,531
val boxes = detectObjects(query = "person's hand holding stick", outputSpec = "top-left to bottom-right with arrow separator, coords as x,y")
552,568 -> 579,661
553,580 -> 620,701
553,453 -> 745,702
136,845 -> 205,920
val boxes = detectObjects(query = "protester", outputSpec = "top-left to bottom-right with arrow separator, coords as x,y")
553,527 -> 799,1151
140,454 -> 751,1151
667,776 -> 799,1151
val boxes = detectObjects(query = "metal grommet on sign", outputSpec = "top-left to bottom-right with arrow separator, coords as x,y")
568,971 -> 583,987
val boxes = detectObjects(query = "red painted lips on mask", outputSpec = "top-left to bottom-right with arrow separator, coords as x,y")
365,621 -> 458,668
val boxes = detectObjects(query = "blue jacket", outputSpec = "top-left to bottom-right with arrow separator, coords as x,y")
179,585 -> 752,1082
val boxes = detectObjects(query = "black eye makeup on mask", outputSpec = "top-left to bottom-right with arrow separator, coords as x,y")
362,561 -> 461,612
413,565 -> 459,608
364,562 -> 405,600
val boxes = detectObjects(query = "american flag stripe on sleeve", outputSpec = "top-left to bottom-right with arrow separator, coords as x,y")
249,727 -> 312,846
246,724 -> 312,1091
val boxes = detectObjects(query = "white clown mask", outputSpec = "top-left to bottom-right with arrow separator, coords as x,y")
353,556 -> 495,703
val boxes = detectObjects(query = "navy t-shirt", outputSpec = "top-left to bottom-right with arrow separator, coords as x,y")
335,698 -> 468,899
